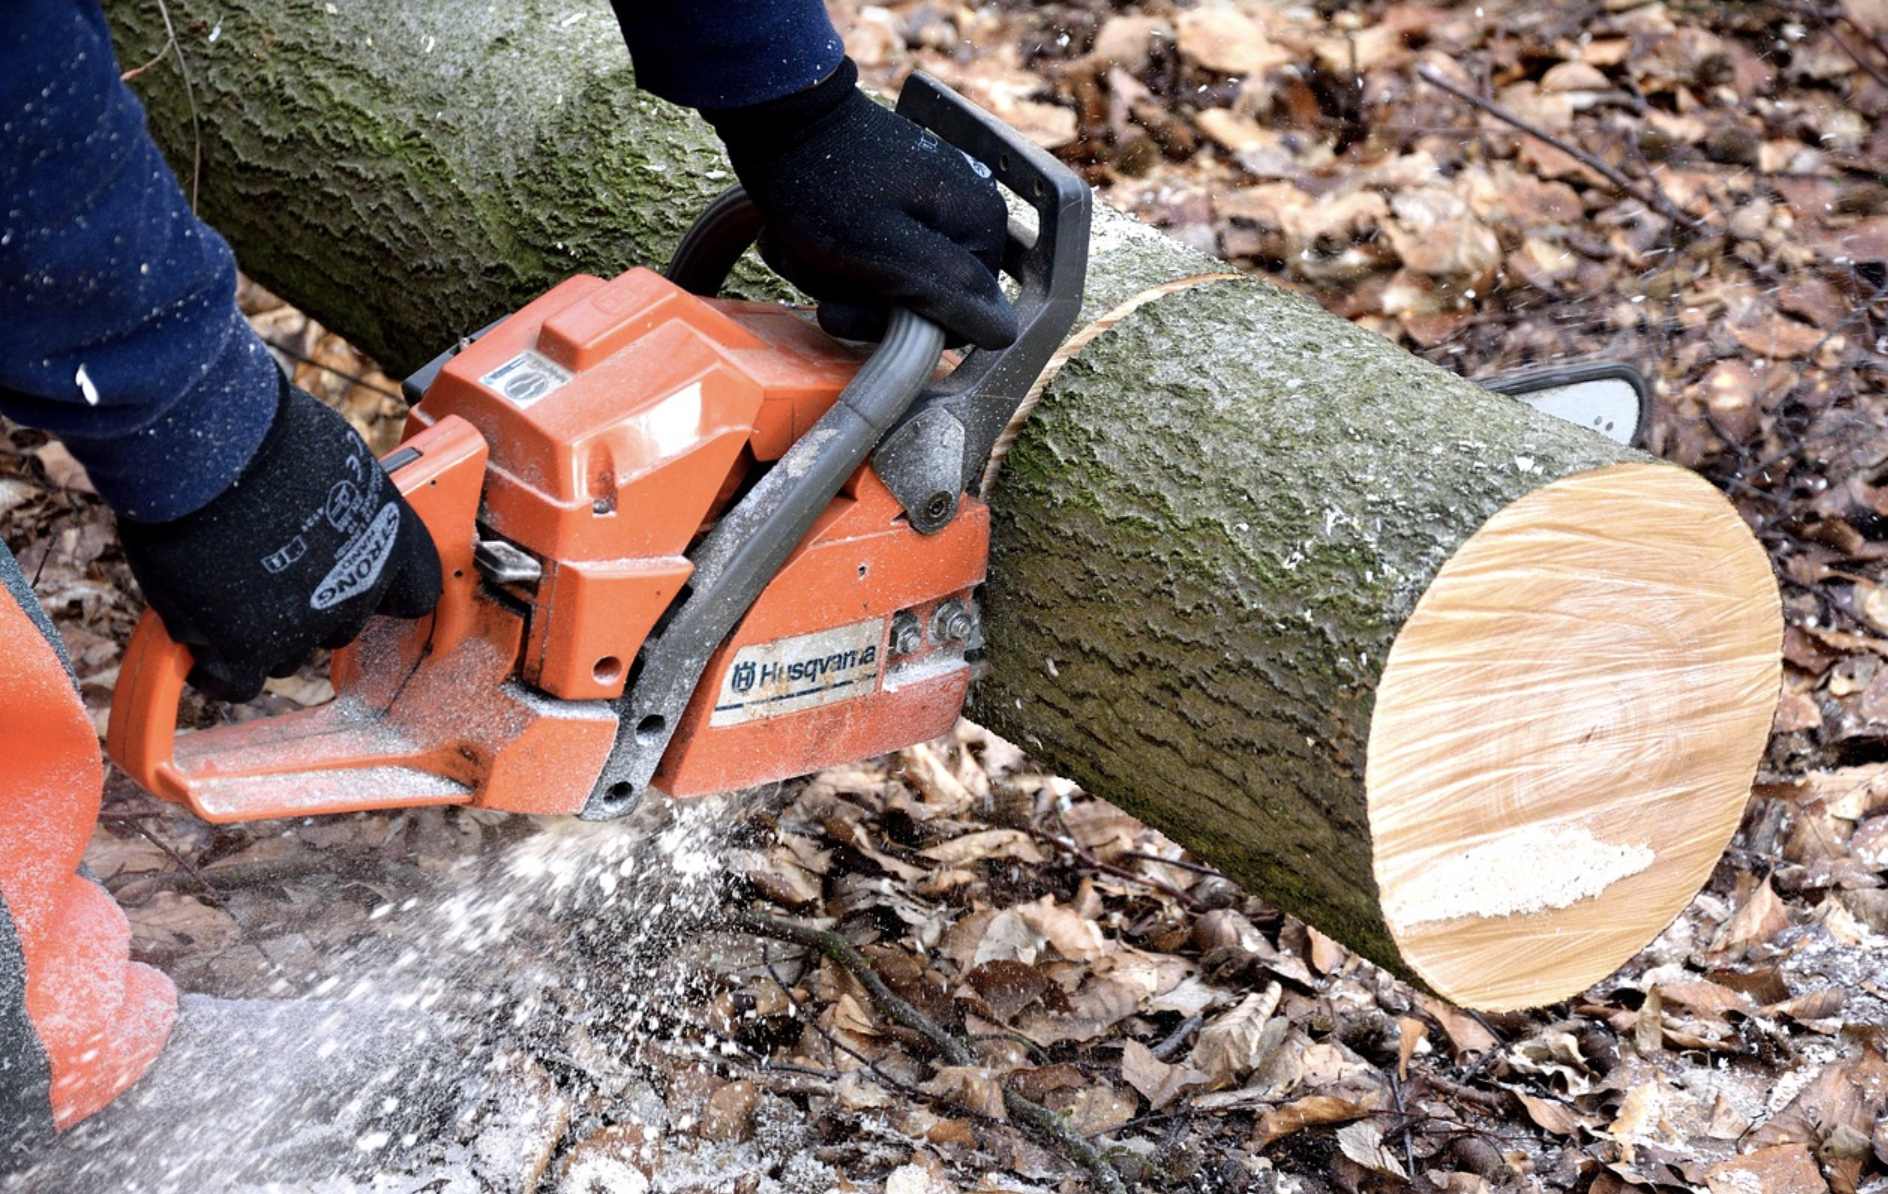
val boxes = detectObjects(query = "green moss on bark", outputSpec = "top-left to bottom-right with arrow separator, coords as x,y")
105,0 -> 783,373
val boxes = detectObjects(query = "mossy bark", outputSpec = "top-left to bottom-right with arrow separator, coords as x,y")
103,0 -> 1752,993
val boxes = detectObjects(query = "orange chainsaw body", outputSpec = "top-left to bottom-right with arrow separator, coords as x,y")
109,267 -> 987,821
108,71 -> 1092,824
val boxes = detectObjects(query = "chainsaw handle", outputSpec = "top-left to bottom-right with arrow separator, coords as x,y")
106,417 -> 490,812
664,185 -> 766,299
875,73 -> 1090,531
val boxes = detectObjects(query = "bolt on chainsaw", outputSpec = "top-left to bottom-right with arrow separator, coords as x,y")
106,73 -> 1091,823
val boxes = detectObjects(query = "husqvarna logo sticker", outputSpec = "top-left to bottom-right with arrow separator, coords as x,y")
712,619 -> 884,726
731,660 -> 759,694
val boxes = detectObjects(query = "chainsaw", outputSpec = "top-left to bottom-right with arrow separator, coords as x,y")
106,73 -> 1091,823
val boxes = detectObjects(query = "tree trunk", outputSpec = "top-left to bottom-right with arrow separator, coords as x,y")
105,0 -> 1781,1009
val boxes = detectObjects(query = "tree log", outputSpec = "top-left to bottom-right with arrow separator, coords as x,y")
105,0 -> 1781,1009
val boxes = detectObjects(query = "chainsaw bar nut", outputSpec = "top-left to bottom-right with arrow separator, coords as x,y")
890,611 -> 924,657
930,599 -> 976,645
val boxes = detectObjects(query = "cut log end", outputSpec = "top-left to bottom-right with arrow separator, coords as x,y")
1366,463 -> 1782,1010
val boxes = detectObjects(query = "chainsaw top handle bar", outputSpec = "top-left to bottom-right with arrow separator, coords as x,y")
666,72 -> 1092,533
582,75 -> 1092,820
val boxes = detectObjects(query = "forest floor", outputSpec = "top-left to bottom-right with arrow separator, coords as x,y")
3,1 -> 1888,1192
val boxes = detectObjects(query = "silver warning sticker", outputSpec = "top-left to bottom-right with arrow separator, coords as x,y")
711,619 -> 884,726
479,351 -> 574,408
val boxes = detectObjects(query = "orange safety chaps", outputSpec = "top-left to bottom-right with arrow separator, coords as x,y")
0,544 -> 174,1151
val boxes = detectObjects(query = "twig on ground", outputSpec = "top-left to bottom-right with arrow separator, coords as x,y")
1389,1074 -> 1418,1179
125,821 -> 225,905
755,942 -> 948,1106
1416,66 -> 1706,235
1768,0 -> 1888,88
736,909 -> 1131,1194
738,911 -> 970,1063
1120,850 -> 1223,879
261,338 -> 406,402
1025,822 -> 1203,911
1150,1012 -> 1205,1063
1733,415 -> 1876,488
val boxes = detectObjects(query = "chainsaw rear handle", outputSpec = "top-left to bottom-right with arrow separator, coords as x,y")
666,71 -> 1092,533
107,416 -> 489,814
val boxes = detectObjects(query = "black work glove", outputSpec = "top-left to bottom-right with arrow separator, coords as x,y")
118,381 -> 442,702
703,57 -> 1017,350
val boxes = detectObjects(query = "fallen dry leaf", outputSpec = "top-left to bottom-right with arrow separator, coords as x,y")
1417,995 -> 1500,1059
1252,1094 -> 1374,1149
1396,1017 -> 1426,1080
1335,1120 -> 1408,1179
1703,1143 -> 1828,1194
1711,876 -> 1789,957
1188,983 -> 1284,1085
1011,898 -> 1107,963
922,1066 -> 1007,1122
966,959 -> 1051,1022
1061,1085 -> 1137,1135
1513,1091 -> 1586,1137
1750,1046 -> 1888,1153
1120,1038 -> 1210,1110
920,828 -> 1045,867
1174,7 -> 1294,76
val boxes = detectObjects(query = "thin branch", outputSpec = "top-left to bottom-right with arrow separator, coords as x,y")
261,337 -> 405,401
1416,66 -> 1706,235
1150,1012 -> 1204,1062
1733,414 -> 1875,486
1025,822 -> 1203,911
1389,1073 -> 1418,1180
1827,20 -> 1888,89
756,943 -> 939,1102
121,1 -> 202,212
1120,850 -> 1223,878
126,821 -> 225,906
1768,0 -> 1888,88
735,910 -> 972,1065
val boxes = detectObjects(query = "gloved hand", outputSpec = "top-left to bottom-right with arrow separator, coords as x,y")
703,57 -> 1017,350
117,381 -> 441,702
